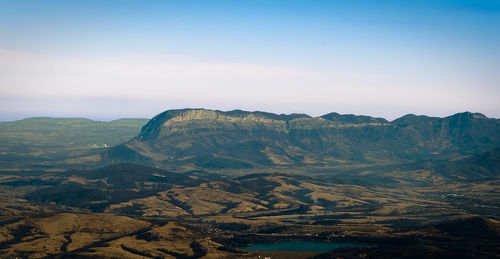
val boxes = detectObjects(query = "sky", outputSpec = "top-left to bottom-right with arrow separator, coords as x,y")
0,0 -> 499,121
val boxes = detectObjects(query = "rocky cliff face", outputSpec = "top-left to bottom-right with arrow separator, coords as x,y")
136,109 -> 299,141
102,109 -> 500,170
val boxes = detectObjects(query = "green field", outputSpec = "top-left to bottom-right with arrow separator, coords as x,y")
0,117 -> 148,170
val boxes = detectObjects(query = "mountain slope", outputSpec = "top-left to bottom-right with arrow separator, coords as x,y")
435,147 -> 500,179
329,146 -> 500,188
102,109 -> 500,170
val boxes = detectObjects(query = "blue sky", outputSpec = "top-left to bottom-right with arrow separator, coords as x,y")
0,0 -> 499,120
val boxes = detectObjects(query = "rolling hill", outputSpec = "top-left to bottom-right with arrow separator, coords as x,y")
5,146 -> 497,221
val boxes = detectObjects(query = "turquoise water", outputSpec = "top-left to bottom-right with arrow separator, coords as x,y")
237,241 -> 367,252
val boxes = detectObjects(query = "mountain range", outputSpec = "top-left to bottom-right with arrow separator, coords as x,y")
101,109 -> 500,171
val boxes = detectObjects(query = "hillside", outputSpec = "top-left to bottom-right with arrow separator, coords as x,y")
2,148 -> 497,222
103,109 -> 500,171
328,147 -> 500,187
314,217 -> 500,259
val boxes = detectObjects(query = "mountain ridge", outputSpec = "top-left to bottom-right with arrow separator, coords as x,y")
101,109 -> 500,170
137,109 -> 497,140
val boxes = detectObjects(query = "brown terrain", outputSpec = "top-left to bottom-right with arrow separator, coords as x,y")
0,109 -> 499,258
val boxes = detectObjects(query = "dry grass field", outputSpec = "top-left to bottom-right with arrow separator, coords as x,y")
0,213 -> 250,258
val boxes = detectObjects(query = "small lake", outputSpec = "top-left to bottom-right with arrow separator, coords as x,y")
237,241 -> 368,252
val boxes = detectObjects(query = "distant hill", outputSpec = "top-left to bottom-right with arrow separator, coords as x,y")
103,109 -> 500,170
0,117 -> 149,169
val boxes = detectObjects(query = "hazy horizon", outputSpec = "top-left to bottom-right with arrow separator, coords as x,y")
0,108 -> 497,123
1,0 -> 499,121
